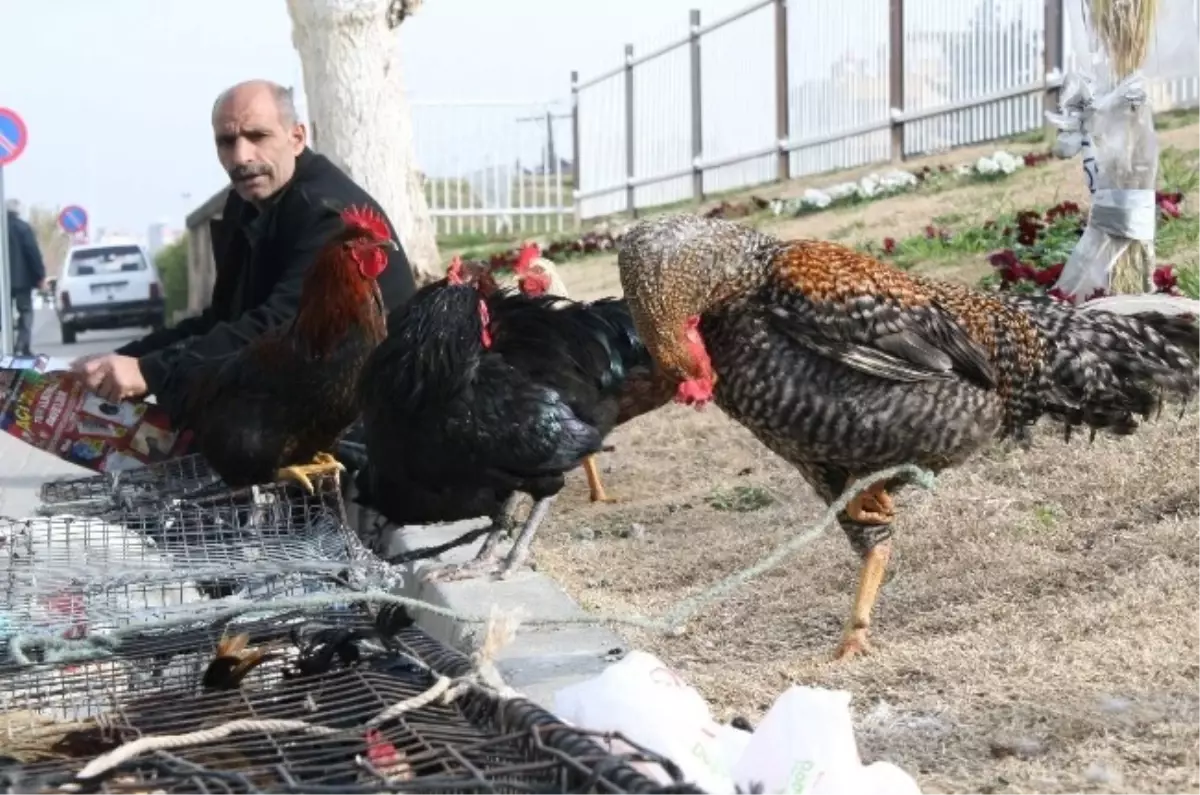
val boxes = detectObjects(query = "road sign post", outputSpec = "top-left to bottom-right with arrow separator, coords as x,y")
0,107 -> 30,358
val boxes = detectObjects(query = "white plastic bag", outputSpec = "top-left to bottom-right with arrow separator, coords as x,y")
552,650 -> 735,793
816,760 -> 924,795
732,686 -> 860,794
730,686 -> 923,795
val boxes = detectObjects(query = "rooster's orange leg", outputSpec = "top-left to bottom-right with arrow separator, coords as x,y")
582,455 -> 615,503
834,539 -> 893,660
277,452 -> 346,494
834,481 -> 895,660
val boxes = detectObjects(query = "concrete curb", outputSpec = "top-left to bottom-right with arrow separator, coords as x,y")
345,492 -> 625,710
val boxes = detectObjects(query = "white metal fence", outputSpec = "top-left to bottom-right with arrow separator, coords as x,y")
572,0 -> 1200,221
410,101 -> 575,238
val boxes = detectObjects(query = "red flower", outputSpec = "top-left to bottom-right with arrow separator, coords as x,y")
1023,151 -> 1052,168
882,237 -> 896,254
1155,191 -> 1184,219
1153,264 -> 1178,292
1048,287 -> 1074,304
1014,210 -> 1044,245
1034,262 -> 1065,286
1045,201 -> 1082,222
924,225 -> 938,239
999,263 -> 1036,284
1083,287 -> 1108,303
988,249 -> 1019,269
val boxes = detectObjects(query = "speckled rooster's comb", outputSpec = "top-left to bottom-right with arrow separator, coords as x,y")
341,204 -> 391,242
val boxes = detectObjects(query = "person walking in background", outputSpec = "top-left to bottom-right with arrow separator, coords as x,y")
5,199 -> 47,357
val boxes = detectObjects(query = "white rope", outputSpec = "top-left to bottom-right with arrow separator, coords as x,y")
75,673 -> 470,781
8,462 -> 937,666
76,608 -> 525,781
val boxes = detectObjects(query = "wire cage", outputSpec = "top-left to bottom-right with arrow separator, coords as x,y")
37,455 -> 223,519
0,606 -> 700,794
1,472 -> 398,658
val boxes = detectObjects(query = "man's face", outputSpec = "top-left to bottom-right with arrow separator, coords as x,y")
213,87 -> 306,204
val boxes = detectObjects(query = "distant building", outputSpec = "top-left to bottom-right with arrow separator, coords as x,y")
146,221 -> 183,257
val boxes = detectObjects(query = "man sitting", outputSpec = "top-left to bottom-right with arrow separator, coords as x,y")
72,79 -> 417,412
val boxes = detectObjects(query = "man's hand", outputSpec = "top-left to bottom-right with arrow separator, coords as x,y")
70,354 -> 148,404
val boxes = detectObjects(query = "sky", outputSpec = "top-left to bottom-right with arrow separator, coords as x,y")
1,0 -> 752,236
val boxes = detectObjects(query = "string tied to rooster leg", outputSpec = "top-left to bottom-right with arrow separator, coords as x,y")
11,461 -> 937,667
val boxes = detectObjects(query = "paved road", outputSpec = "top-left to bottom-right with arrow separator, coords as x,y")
32,306 -> 148,360
0,310 -> 151,517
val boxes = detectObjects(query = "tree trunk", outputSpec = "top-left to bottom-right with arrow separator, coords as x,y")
286,0 -> 442,284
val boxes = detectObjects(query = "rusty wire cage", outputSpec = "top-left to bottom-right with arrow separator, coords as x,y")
0,605 -> 700,794
2,472 -> 398,655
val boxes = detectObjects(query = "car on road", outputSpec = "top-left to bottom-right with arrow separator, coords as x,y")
55,242 -> 166,344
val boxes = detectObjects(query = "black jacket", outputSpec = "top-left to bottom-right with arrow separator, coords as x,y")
118,148 -> 417,412
6,210 -> 46,293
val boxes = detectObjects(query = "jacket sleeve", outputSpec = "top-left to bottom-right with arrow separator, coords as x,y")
17,221 -> 45,284
116,310 -> 216,357
136,207 -> 344,403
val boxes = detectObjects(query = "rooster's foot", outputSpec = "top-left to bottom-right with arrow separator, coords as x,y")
420,556 -> 505,584
832,539 -> 893,663
833,628 -> 872,661
276,452 -> 346,495
845,483 -> 895,525
582,457 -> 617,503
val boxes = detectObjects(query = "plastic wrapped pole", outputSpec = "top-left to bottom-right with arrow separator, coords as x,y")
1051,0 -> 1161,302
1048,0 -> 1198,301
1050,70 -> 1158,299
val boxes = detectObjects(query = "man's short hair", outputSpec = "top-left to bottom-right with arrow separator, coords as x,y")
211,80 -> 298,127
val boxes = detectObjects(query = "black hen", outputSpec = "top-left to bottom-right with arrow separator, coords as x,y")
355,277 -> 658,580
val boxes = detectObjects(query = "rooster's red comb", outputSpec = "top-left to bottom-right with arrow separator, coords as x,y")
341,204 -> 391,241
514,242 -> 541,273
446,255 -> 466,285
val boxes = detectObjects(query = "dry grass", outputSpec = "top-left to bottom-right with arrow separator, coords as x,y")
521,124 -> 1200,794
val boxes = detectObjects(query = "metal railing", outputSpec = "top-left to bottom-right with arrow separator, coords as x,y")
410,101 -> 575,238
570,0 -> 1200,221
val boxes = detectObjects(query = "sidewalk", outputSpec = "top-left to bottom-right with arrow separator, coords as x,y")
0,430 -> 89,518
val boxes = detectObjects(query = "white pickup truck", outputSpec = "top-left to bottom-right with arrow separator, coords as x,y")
55,242 -> 166,345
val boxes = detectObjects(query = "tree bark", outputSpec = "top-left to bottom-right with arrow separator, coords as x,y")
286,0 -> 442,284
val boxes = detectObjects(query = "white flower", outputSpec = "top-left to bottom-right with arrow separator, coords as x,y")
956,163 -> 973,176
857,174 -> 881,198
992,150 -> 1021,174
800,188 -> 832,209
880,169 -> 918,191
975,156 -> 1000,175
825,182 -> 859,202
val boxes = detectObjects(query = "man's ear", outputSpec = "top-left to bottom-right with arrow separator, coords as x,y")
290,122 -> 307,155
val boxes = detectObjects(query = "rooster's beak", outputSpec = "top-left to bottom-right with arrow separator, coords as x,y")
380,239 -> 399,251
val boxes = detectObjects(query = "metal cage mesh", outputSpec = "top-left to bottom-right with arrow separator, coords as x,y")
3,472 -> 394,647
0,464 -> 699,794
37,454 -> 222,518
0,607 -> 696,794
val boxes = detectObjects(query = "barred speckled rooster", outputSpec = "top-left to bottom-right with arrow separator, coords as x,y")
617,214 -> 1199,660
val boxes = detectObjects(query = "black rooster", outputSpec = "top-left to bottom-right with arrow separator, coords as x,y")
352,259 -> 668,581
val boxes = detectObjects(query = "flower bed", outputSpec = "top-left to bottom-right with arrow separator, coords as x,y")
764,149 -> 1053,219
865,190 -> 1198,302
458,148 -> 1055,273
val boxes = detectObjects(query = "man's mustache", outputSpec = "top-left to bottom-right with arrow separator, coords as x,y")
229,164 -> 272,181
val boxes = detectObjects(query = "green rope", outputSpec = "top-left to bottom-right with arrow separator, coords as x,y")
9,463 -> 936,666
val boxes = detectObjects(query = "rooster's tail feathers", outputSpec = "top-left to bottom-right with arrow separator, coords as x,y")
1027,301 -> 1199,435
